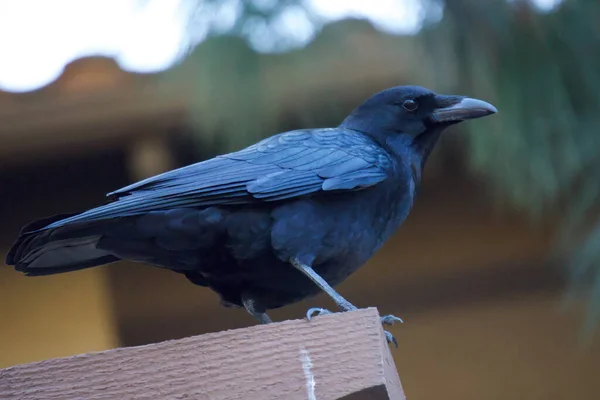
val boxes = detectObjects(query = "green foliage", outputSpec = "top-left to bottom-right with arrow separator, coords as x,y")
161,17 -> 413,152
163,35 -> 271,150
183,0 -> 316,52
421,0 -> 600,331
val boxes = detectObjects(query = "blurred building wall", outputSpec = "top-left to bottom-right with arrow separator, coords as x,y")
0,268 -> 117,368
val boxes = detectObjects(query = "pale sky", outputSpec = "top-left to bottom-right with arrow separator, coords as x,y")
0,0 -> 563,92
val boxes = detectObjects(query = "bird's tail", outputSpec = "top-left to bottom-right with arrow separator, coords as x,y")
5,213 -> 120,276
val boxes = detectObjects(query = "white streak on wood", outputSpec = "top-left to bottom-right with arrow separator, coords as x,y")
300,346 -> 316,400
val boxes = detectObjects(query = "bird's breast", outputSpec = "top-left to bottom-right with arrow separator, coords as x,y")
269,171 -> 415,284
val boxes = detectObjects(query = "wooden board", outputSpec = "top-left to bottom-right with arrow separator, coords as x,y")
0,308 -> 405,400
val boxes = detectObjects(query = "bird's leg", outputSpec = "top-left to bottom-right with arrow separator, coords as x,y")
290,258 -> 402,347
242,295 -> 272,325
290,258 -> 357,317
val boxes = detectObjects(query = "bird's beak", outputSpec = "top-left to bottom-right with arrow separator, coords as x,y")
431,95 -> 498,123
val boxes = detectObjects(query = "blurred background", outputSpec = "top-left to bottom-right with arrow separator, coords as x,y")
1,0 -> 600,398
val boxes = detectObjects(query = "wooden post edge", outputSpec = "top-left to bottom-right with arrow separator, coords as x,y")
0,308 -> 405,400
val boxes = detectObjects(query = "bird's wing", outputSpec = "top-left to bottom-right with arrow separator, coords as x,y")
46,128 -> 392,228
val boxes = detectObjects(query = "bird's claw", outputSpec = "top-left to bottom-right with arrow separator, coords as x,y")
381,314 -> 404,326
305,309 -> 401,347
381,314 -> 402,347
306,307 -> 333,320
384,330 -> 399,348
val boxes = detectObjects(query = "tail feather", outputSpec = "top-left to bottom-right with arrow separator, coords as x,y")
6,213 -> 120,276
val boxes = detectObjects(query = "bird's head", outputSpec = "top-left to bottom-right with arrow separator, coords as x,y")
339,85 -> 497,163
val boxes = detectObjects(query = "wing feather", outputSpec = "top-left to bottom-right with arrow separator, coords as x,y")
45,128 -> 393,229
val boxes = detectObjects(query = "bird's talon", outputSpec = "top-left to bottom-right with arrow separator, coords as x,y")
306,307 -> 333,320
381,314 -> 404,326
384,330 -> 399,348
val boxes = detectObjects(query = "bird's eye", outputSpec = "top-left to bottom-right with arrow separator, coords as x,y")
402,99 -> 418,112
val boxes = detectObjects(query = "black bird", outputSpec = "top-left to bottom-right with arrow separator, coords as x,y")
6,86 -> 496,345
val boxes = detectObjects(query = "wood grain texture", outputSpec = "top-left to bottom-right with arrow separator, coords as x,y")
0,308 -> 405,400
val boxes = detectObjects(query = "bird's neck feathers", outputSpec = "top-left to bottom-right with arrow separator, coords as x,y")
408,128 -> 443,185
340,110 -> 446,183
412,126 -> 445,167
381,126 -> 445,185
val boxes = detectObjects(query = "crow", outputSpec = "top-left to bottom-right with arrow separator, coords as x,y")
6,85 -> 496,346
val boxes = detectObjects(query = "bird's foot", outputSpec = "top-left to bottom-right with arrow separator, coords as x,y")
381,314 -> 403,348
306,309 -> 401,347
381,314 -> 404,326
306,307 -> 333,320
384,330 -> 399,348
380,314 -> 404,348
